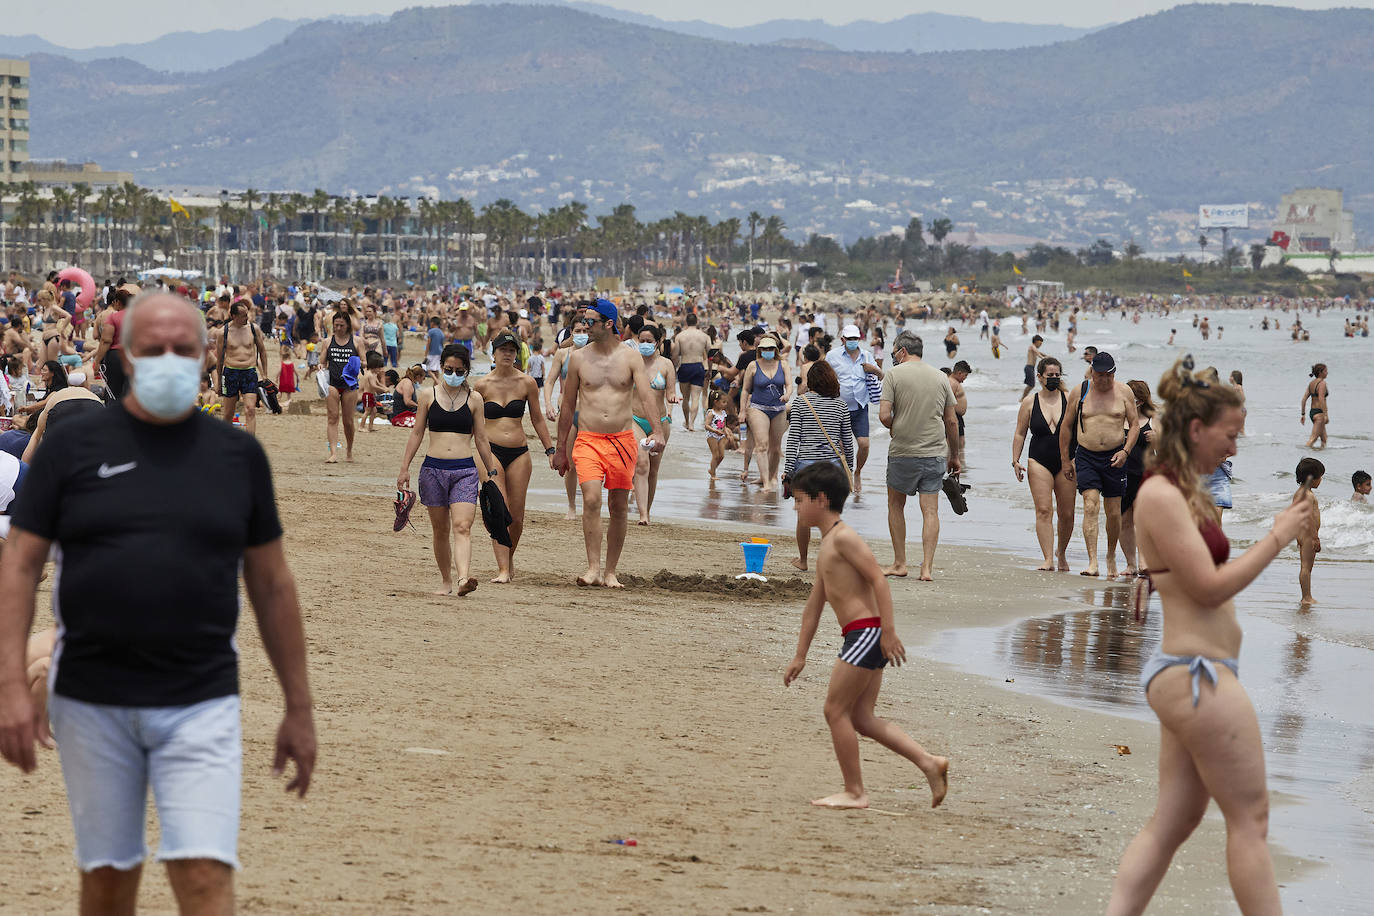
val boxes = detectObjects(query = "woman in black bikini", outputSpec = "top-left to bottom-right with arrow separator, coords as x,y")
475,330 -> 555,583
1300,362 -> 1329,449
1011,357 -> 1074,571
397,345 -> 501,597
323,313 -> 366,463
1107,357 -> 1313,916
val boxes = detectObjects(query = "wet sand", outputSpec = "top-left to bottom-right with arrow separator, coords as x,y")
0,408 -> 1277,913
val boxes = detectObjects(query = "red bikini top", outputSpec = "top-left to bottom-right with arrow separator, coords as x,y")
1132,469 -> 1231,621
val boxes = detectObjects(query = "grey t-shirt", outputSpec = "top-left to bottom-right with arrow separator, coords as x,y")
881,360 -> 954,458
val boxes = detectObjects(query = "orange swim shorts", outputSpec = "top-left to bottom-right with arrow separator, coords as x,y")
573,428 -> 638,490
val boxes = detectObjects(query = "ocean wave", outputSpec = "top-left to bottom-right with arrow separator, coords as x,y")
1230,492 -> 1374,557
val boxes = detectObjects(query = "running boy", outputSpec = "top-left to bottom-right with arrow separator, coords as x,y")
1353,470 -> 1371,504
1296,457 -> 1324,606
783,461 -> 949,809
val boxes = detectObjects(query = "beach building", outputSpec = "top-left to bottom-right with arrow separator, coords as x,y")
20,160 -> 134,188
0,59 -> 29,185
1272,188 -> 1355,253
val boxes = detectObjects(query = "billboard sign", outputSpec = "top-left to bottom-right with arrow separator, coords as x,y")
1199,204 -> 1249,229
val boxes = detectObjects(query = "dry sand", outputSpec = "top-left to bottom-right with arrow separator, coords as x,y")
0,405 -> 1291,914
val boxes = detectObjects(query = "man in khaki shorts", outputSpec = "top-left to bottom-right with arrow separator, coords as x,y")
879,330 -> 960,581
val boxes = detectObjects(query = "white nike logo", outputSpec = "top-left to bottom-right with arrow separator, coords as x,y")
97,462 -> 137,479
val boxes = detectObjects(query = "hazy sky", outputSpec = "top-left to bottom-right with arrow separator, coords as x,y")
13,0 -> 1373,47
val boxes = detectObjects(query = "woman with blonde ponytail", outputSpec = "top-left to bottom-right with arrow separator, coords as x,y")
1107,356 -> 1314,916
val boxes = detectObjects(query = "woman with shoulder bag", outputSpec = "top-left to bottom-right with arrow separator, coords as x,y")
782,360 -> 854,571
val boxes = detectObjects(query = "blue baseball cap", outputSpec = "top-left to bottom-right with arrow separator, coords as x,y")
591,298 -> 619,332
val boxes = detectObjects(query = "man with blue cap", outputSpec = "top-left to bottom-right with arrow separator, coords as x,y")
553,298 -> 665,588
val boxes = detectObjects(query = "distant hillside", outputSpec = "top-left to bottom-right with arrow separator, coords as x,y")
505,1 -> 1100,52
19,3 -> 1374,246
0,15 -> 384,73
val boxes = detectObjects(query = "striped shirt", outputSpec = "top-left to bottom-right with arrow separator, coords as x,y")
784,393 -> 854,478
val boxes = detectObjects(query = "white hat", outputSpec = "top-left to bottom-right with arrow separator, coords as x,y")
518,309 -> 528,318
841,324 -> 861,339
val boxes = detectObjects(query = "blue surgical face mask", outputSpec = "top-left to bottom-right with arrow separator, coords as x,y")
572,333 -> 589,347
760,349 -> 776,360
442,371 -> 466,387
130,353 -> 202,421
844,339 -> 860,352
637,342 -> 657,356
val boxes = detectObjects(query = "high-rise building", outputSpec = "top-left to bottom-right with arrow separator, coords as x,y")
0,59 -> 30,184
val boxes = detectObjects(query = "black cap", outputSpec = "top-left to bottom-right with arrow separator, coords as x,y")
490,330 -> 521,352
1091,351 -> 1116,373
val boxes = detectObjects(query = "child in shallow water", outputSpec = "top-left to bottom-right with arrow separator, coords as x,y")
1296,456 -> 1324,606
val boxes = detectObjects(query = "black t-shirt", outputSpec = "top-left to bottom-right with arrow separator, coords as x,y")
10,403 -> 283,707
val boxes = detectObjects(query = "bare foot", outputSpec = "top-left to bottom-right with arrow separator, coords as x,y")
603,574 -> 624,589
790,557 -> 808,571
810,791 -> 869,810
852,476 -> 863,494
345,451 -> 354,463
881,564 -> 909,578
738,469 -> 751,481
1300,596 -> 1318,606
433,582 -> 453,596
925,757 -> 950,809
457,577 -> 478,596
637,518 -> 650,527
325,453 -> 338,464
1035,560 -> 1055,571
490,571 -> 511,584
1122,567 -> 1138,579
1079,566 -> 1099,577
918,566 -> 934,582
1106,565 -> 1119,579
564,508 -> 578,521
576,572 -> 603,587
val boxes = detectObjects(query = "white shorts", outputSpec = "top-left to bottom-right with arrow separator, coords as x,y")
423,354 -> 441,371
49,694 -> 242,871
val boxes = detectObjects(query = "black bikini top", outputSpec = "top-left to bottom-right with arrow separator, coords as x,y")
428,392 -> 474,434
483,398 -> 527,420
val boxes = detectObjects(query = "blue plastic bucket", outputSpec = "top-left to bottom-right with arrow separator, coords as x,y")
740,542 -> 770,574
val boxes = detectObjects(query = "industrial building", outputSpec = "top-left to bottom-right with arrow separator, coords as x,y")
1272,188 -> 1356,253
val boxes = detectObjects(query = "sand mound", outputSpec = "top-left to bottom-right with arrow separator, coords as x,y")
617,570 -> 813,598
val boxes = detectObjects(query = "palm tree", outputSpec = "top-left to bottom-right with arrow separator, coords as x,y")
761,215 -> 786,281
309,188 -> 330,278
94,186 -> 118,273
49,187 -> 75,263
1197,234 -> 1208,262
1327,247 -> 1340,273
1248,242 -> 1267,271
746,211 -> 762,288
70,181 -> 92,266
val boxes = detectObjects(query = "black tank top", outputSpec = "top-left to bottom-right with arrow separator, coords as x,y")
428,390 -> 474,434
326,335 -> 358,386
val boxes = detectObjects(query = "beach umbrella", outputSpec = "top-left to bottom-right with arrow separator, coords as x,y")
668,286 -> 685,295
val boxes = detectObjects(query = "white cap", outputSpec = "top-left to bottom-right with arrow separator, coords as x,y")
841,324 -> 861,339
518,309 -> 528,318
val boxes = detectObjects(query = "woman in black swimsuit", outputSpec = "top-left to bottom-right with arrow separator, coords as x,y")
475,331 -> 555,584
1117,380 -> 1157,577
322,313 -> 366,463
1011,357 -> 1074,571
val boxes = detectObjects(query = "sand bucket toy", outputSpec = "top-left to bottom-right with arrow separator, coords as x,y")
738,538 -> 770,581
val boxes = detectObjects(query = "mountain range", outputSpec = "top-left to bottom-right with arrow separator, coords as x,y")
16,3 -> 1374,247
0,16 -> 385,73
0,4 -> 1094,73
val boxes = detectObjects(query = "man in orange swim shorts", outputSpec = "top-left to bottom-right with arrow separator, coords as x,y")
554,298 -> 665,588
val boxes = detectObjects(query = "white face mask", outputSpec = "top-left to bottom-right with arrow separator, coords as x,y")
130,353 -> 202,421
